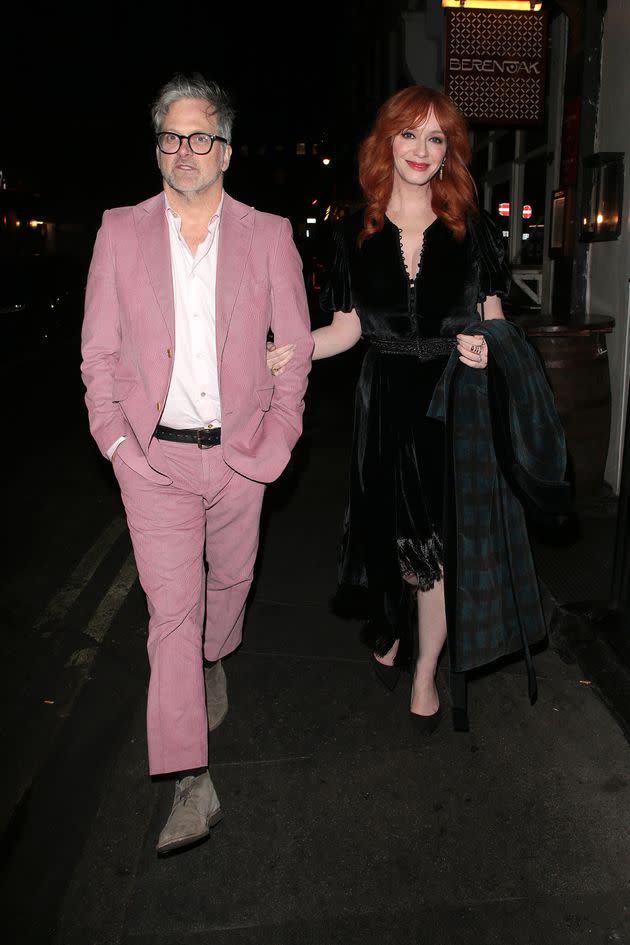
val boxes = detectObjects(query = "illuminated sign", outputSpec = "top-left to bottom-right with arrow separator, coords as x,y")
445,9 -> 548,125
497,203 -> 533,218
442,1 -> 542,9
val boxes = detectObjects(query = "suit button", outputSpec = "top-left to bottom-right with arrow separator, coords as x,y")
156,402 -> 161,411
167,348 -> 173,358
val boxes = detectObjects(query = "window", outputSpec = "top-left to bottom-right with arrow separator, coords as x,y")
522,153 -> 547,263
495,131 -> 515,167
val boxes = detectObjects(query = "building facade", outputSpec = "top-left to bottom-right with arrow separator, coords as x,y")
400,0 -> 629,496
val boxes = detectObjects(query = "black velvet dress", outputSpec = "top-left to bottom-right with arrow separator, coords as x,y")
320,209 -> 511,669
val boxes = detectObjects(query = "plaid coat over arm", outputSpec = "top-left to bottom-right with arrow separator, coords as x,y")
427,318 -> 571,691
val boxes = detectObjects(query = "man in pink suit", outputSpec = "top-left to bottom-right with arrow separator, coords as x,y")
80,73 -> 313,854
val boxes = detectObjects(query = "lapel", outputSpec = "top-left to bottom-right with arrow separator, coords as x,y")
216,192 -> 255,362
135,193 -> 175,344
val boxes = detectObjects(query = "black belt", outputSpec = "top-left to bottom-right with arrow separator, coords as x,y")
155,424 -> 221,449
370,337 -> 456,359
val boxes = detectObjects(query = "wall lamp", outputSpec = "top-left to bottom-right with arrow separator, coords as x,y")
579,153 -> 625,242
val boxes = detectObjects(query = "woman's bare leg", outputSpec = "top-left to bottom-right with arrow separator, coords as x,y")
411,578 -> 447,716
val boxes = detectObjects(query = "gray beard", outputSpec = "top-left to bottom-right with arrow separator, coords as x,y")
162,165 -> 223,196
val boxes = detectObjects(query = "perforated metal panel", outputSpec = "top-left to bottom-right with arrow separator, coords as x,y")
445,10 -> 548,125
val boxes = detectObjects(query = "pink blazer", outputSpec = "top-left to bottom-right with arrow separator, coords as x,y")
81,192 -> 314,484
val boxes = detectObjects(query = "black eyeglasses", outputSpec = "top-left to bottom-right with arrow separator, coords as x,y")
156,132 -> 228,155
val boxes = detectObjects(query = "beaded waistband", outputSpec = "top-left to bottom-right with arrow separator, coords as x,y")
369,337 -> 456,359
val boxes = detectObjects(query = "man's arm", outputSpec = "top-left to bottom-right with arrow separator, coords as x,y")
80,213 -> 127,458
265,217 -> 314,454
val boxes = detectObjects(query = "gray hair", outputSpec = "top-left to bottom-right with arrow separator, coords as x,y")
150,73 -> 236,142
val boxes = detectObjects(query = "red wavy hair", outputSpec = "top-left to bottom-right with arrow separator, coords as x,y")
357,85 -> 477,244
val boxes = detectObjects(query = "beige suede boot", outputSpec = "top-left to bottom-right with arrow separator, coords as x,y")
156,771 -> 222,855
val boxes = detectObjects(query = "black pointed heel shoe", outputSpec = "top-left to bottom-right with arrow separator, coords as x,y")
371,653 -> 402,691
409,705 -> 442,735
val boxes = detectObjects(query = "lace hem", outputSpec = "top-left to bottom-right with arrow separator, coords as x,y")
397,533 -> 443,591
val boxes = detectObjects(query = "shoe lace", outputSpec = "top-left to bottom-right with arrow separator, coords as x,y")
177,779 -> 195,807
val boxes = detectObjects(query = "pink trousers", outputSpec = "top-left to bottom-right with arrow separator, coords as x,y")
114,440 -> 265,775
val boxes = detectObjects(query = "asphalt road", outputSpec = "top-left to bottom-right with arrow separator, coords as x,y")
2,315 -> 630,945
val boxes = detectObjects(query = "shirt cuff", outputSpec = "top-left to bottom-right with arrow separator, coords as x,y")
107,436 -> 126,461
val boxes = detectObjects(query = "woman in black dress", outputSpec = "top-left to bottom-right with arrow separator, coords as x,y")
269,85 -> 511,730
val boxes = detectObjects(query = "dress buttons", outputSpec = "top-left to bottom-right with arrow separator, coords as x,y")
200,392 -> 206,397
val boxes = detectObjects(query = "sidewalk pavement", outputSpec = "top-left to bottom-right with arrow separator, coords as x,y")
531,487 -> 630,745
4,344 -> 630,944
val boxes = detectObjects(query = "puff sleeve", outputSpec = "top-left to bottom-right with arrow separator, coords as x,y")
472,210 -> 512,302
319,221 -> 354,314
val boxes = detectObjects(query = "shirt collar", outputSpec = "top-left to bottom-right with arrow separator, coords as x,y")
164,191 -> 224,231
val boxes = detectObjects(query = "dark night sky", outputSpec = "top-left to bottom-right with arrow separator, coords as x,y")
3,3 -> 358,211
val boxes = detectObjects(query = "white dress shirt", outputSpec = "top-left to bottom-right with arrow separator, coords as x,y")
108,193 -> 223,459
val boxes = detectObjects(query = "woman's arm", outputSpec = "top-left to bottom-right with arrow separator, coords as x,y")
267,309 -> 362,374
311,309 -> 362,360
456,294 -> 505,368
478,294 -> 505,321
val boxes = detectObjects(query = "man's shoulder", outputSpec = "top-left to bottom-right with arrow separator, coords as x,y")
223,192 -> 289,230
100,193 -> 163,228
